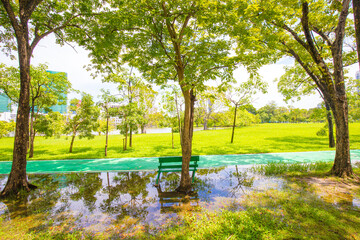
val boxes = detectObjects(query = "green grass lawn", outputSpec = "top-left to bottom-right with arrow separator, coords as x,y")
1,123 -> 360,161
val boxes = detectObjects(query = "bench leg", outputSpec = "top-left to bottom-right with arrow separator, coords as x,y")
156,171 -> 161,185
191,170 -> 196,183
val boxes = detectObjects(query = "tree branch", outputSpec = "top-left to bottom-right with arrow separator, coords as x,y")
30,14 -> 82,54
1,0 -> 21,35
301,2 -> 333,88
310,24 -> 332,46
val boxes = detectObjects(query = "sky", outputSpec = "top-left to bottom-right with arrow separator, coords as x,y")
1,35 -> 359,110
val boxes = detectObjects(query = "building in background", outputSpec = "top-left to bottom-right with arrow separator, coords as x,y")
46,70 -> 68,114
0,70 -> 68,121
0,93 -> 16,121
0,93 -> 11,112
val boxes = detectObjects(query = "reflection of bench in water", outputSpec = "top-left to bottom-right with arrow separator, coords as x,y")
156,186 -> 199,213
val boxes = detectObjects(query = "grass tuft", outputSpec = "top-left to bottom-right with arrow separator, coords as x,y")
252,161 -> 333,176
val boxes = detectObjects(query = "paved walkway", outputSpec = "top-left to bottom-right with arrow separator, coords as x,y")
0,150 -> 359,174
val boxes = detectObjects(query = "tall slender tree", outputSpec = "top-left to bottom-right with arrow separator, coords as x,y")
277,64 -> 335,147
65,94 -> 100,153
74,0 -> 239,193
238,0 -> 355,176
0,0 -> 101,196
223,77 -> 267,143
98,89 -> 117,156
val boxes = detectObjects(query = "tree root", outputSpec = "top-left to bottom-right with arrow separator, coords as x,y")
0,180 -> 37,199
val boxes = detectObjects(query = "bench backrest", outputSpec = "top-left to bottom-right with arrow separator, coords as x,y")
159,155 -> 200,163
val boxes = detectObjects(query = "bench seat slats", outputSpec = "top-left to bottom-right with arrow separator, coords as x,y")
159,156 -> 200,163
159,164 -> 198,169
158,169 -> 198,172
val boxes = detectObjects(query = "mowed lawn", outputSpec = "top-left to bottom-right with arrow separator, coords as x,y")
0,123 -> 360,161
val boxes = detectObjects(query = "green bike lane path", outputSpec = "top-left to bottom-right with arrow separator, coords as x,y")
0,150 -> 359,174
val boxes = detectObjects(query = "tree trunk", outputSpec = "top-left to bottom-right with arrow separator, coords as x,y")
1,28 -> 36,197
124,124 -> 128,150
28,104 -> 35,158
175,90 -> 182,145
177,88 -> 195,193
129,128 -> 132,147
203,117 -> 208,130
141,125 -> 146,134
329,0 -> 352,176
69,134 -> 76,153
105,115 -> 109,156
231,105 -> 238,144
325,102 -> 335,148
330,99 -> 353,176
172,128 -> 174,149
354,0 -> 360,68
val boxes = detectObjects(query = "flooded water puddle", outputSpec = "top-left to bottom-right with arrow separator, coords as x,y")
0,165 -> 358,236
0,165 -> 285,234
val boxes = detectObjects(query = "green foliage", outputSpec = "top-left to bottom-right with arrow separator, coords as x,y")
97,118 -> 115,136
223,77 -> 268,109
208,109 -> 260,128
347,78 -> 360,122
0,0 -> 103,59
64,93 -> 100,139
35,112 -> 65,138
78,0 -> 238,88
0,63 -> 70,109
257,102 -> 314,123
106,69 -> 156,136
0,120 -> 15,138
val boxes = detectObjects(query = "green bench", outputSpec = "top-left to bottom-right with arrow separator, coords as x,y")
155,155 -> 200,185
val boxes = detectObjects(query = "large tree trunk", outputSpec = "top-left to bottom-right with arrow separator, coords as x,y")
330,99 -> 353,176
325,102 -> 335,148
354,0 -> 360,68
231,105 -> 238,144
177,88 -> 195,193
29,104 -> 35,158
329,0 -> 353,176
1,29 -> 36,197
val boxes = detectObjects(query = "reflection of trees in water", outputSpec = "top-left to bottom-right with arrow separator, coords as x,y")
64,173 -> 103,212
1,174 -> 63,219
100,171 -> 156,222
159,168 -> 226,193
228,166 -> 254,197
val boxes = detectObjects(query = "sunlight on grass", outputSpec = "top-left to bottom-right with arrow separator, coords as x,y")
0,123 -> 359,161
